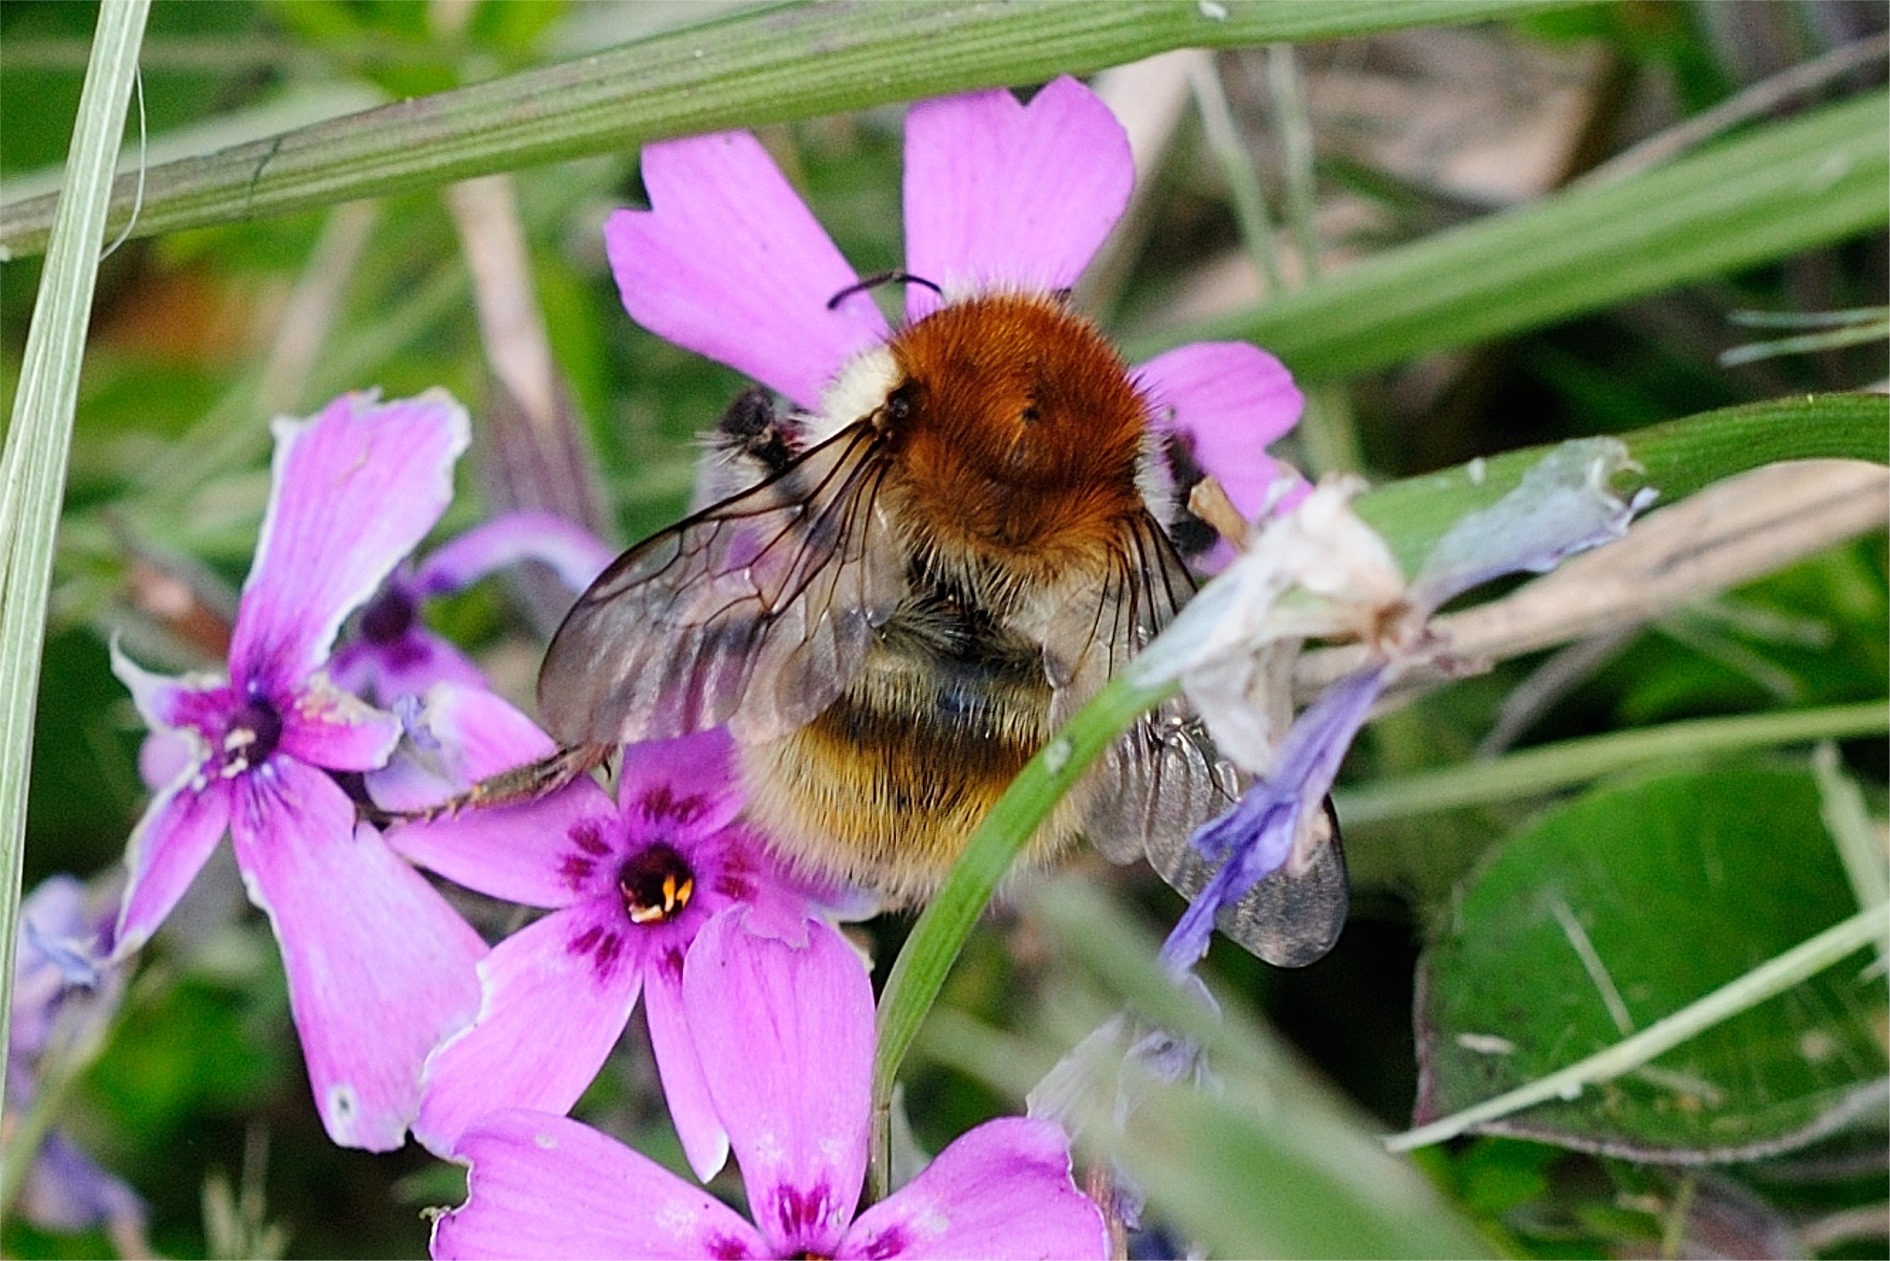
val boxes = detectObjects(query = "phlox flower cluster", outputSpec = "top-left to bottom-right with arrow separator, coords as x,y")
46,66 -> 1542,1260
82,375 -> 1108,1257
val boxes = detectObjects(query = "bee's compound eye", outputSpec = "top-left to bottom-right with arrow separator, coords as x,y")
884,383 -> 915,424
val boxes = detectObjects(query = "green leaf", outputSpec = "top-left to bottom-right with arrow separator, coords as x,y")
1414,766 -> 1888,1162
1130,91 -> 1890,380
0,0 -> 1579,259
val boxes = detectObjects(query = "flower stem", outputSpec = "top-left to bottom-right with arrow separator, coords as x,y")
1264,44 -> 1321,283
871,674 -> 1174,1198
1187,56 -> 1288,299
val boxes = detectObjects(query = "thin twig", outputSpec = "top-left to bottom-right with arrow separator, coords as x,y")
1298,460 -> 1890,699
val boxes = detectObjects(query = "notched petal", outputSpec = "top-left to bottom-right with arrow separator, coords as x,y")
903,75 -> 1132,318
607,132 -> 884,410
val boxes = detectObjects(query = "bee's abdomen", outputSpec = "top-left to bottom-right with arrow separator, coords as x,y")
737,612 -> 1084,904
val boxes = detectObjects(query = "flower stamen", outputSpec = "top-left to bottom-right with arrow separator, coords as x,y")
619,842 -> 696,924
222,696 -> 283,774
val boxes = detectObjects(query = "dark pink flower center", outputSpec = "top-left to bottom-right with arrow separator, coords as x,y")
358,587 -> 417,645
223,695 -> 283,773
773,1183 -> 838,1256
618,841 -> 695,925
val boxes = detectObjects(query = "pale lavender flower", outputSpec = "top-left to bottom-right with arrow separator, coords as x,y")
1151,441 -> 1655,969
7,877 -> 145,1244
109,390 -> 486,1150
430,909 -> 1109,1260
372,684 -> 842,1176
604,75 -> 1302,566
331,511 -> 613,704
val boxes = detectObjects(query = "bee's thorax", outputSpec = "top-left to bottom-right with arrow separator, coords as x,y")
882,292 -> 1148,573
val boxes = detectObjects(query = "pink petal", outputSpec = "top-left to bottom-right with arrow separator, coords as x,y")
414,903 -> 644,1157
615,729 -> 744,839
109,639 -> 225,739
685,910 -> 871,1256
902,76 -> 1131,320
643,956 -> 729,1183
1134,342 -> 1302,513
330,632 -> 490,707
376,687 -> 616,908
277,672 -> 401,772
839,1118 -> 1107,1260
1136,341 -> 1304,572
230,390 -> 470,693
387,782 -> 616,911
369,683 -> 559,809
606,132 -> 886,409
718,831 -> 866,939
113,780 -> 231,957
387,789 -> 616,909
230,760 -> 484,1151
137,731 -> 197,793
415,511 -> 614,597
432,1110 -> 766,1260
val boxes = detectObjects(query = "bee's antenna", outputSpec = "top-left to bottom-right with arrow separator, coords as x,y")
827,271 -> 943,311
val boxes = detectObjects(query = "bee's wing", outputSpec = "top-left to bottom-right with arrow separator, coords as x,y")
538,422 -> 903,746
1043,513 -> 1348,968
1150,791 -> 1349,969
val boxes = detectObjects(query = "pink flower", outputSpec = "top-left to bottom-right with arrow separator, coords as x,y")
430,910 -> 1108,1260
330,512 -> 613,705
373,685 -> 842,1176
109,390 -> 486,1151
604,75 -> 1302,569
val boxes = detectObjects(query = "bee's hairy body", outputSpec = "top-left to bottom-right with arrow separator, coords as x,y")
740,550 -> 1091,904
710,293 -> 1152,901
538,288 -> 1353,966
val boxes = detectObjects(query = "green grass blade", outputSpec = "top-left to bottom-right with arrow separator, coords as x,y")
870,672 -> 1171,1194
1336,701 -> 1890,824
0,0 -> 1575,260
1387,904 -> 1889,1151
0,0 -> 151,1116
1129,91 -> 1890,380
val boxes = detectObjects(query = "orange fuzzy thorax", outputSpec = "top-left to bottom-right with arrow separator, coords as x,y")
882,292 -> 1149,577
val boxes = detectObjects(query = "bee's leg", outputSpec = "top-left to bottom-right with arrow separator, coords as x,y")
1155,432 -> 1221,563
692,387 -> 810,507
360,743 -> 616,826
